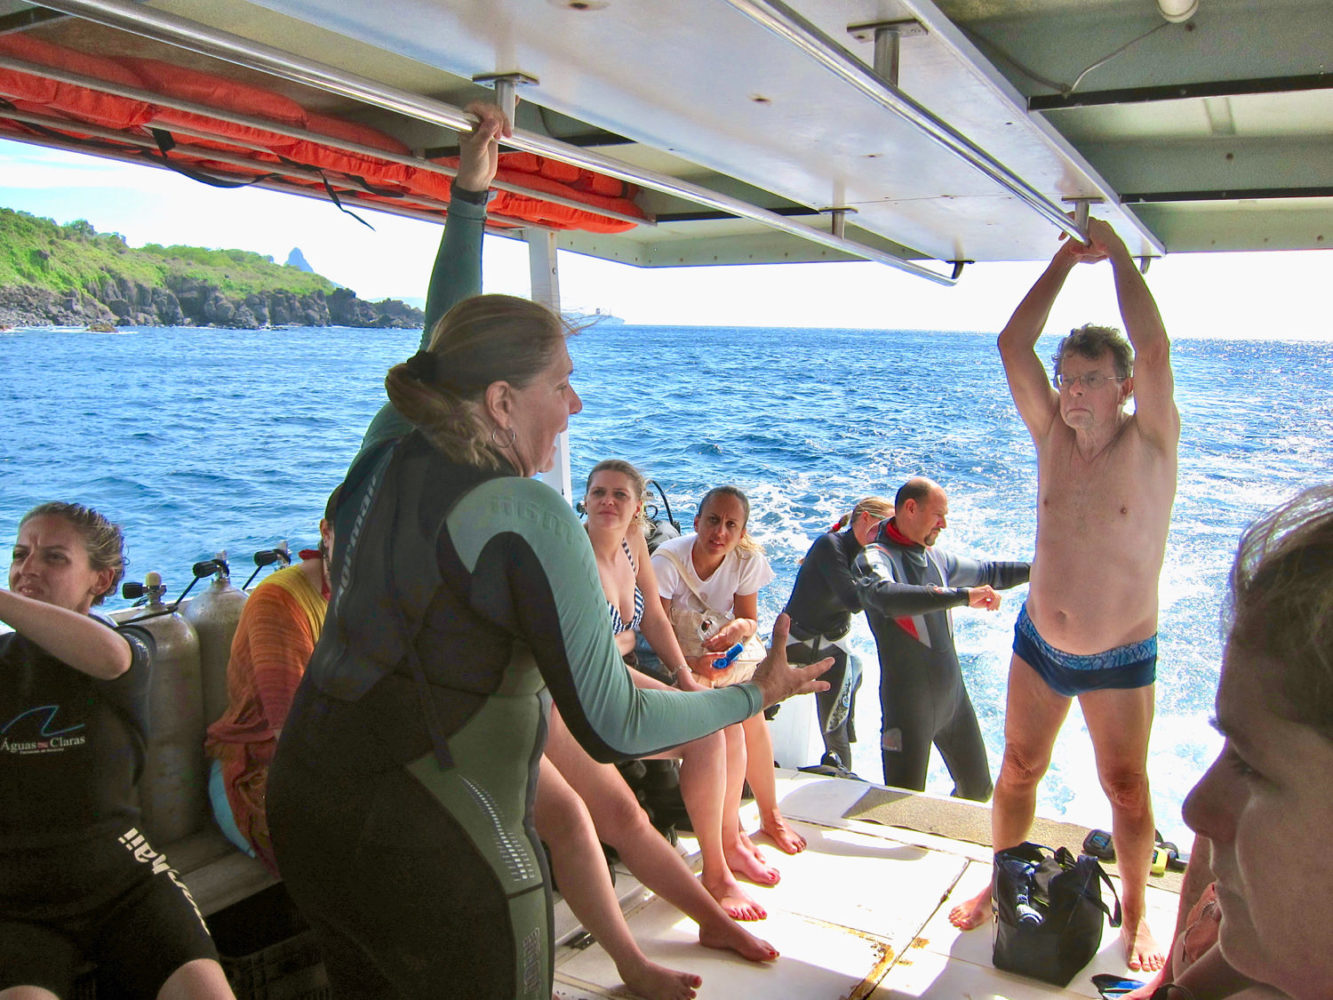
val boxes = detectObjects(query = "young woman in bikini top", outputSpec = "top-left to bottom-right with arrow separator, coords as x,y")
584,459 -> 686,668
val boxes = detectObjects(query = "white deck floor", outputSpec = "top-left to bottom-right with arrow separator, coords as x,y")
553,770 -> 1179,1000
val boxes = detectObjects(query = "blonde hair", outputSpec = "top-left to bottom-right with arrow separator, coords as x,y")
831,495 -> 894,531
697,485 -> 763,556
385,294 -> 571,468
19,501 -> 126,605
586,459 -> 649,530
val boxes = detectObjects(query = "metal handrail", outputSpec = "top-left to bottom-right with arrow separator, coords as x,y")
29,0 -> 957,284
724,0 -> 1086,243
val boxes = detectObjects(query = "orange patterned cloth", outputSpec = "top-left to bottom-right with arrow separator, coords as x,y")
204,562 -> 324,874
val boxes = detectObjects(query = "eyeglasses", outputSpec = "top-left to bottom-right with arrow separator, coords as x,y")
1053,371 -> 1125,390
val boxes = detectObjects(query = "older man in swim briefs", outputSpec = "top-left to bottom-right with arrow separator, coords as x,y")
948,217 -> 1179,974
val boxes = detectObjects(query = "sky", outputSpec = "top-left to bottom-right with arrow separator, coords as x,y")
2,137 -> 1330,339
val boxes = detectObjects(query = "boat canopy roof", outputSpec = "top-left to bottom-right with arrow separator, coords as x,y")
0,0 -> 1328,277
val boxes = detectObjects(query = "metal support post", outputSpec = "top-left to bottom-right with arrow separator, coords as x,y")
473,71 -> 538,124
848,18 -> 926,88
1063,197 -> 1102,243
526,229 -> 573,501
874,24 -> 901,87
823,206 -> 857,239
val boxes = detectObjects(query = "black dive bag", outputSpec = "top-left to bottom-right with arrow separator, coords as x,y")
991,842 -> 1122,986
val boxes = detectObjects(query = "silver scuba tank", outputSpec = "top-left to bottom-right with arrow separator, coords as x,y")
124,572 -> 208,843
181,553 -> 249,727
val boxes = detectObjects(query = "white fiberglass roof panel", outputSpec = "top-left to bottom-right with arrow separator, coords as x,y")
219,0 -> 1152,262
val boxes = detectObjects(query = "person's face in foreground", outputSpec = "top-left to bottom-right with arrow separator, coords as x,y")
1056,350 -> 1129,431
1183,642 -> 1333,999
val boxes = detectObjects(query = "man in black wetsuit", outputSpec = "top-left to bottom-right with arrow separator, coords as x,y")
854,477 -> 1029,801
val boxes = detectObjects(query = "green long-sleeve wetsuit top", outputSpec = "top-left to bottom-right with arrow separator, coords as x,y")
311,190 -> 762,765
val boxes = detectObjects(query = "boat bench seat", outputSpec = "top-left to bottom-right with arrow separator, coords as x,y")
165,826 -> 279,917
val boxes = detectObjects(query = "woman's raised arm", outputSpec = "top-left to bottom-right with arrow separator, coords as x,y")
0,589 -> 131,679
420,101 -> 510,337
360,101 -> 510,454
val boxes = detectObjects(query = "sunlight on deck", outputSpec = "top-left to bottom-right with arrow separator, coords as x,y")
553,770 -> 1180,999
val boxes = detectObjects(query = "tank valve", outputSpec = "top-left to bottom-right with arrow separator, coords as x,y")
192,556 -> 230,580
244,541 -> 292,588
121,572 -> 169,611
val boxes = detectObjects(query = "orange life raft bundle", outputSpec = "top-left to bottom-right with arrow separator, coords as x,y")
0,32 -> 647,233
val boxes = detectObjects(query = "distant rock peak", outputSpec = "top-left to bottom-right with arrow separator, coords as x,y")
286,247 -> 314,272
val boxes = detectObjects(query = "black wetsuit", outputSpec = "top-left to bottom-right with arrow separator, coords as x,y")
854,519 -> 1029,801
267,195 -> 760,1000
781,524 -> 867,768
0,623 -> 217,995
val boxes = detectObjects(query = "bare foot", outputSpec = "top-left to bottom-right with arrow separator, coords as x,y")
697,914 -> 779,962
703,870 -> 768,921
738,830 -> 767,864
759,812 -> 806,855
618,959 -> 703,1000
1124,968 -> 1166,1000
1122,917 -> 1166,973
948,883 -> 992,930
725,840 -> 780,887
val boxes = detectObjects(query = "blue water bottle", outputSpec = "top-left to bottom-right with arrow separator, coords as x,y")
711,643 -> 744,670
998,855 -> 1044,927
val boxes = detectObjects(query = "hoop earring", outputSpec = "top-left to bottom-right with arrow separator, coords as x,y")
491,425 -> 517,448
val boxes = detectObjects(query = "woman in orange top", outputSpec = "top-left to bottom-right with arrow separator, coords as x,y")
204,490 -> 335,873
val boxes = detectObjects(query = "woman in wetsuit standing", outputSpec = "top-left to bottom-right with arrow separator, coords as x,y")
266,104 -> 828,1000
781,496 -> 894,773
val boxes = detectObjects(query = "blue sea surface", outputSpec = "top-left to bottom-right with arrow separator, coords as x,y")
3,323 -> 1330,844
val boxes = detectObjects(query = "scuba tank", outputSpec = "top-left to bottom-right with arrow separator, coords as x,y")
120,572 -> 207,843
181,553 -> 249,727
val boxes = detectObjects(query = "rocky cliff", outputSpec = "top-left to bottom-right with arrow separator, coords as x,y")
0,209 -> 424,330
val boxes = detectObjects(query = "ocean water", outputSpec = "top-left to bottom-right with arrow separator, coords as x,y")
3,323 -> 1330,846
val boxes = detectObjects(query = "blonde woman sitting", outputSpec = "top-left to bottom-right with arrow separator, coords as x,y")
653,486 -> 806,888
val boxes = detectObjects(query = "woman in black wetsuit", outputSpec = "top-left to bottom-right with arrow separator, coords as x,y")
782,496 -> 894,772
266,103 -> 829,1000
0,503 -> 233,1000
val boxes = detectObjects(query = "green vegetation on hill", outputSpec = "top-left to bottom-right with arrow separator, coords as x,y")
0,208 -> 336,297
0,206 -> 421,328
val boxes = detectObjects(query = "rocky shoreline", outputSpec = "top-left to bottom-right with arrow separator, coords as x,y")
0,277 -> 423,329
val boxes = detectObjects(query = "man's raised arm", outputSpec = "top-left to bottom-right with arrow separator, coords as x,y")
997,241 -> 1081,439
1089,219 -> 1180,450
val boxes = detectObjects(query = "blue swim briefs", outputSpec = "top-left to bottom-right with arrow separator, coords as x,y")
1013,603 -> 1156,697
